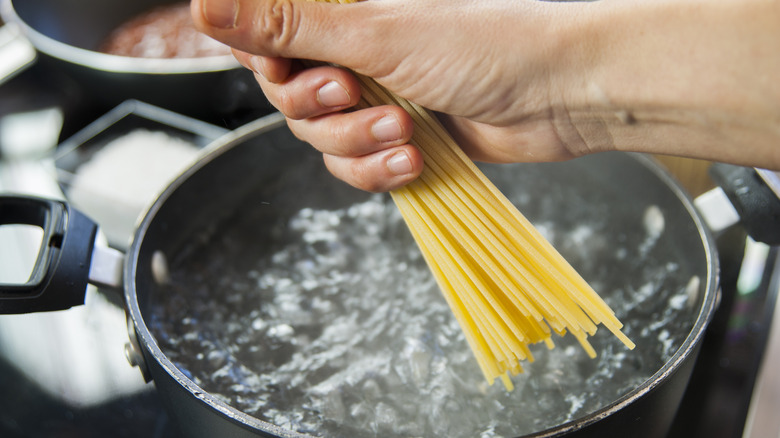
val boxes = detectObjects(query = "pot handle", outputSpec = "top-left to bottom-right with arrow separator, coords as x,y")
0,195 -> 98,313
710,164 -> 780,245
696,164 -> 780,245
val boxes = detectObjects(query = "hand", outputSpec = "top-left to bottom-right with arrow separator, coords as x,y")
192,0 -> 780,192
192,0 -> 591,191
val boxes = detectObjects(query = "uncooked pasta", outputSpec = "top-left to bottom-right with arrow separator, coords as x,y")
308,0 -> 634,390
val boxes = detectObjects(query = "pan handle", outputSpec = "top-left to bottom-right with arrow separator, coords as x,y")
706,164 -> 780,245
0,195 -> 99,313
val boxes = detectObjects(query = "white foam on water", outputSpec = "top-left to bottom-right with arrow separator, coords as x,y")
150,193 -> 697,437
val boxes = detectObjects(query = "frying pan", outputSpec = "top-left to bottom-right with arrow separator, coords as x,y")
0,114 -> 719,437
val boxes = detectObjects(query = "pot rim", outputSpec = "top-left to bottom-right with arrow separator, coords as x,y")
125,114 -> 721,438
2,0 -> 240,75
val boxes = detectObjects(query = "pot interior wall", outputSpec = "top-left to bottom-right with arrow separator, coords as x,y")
128,120 -> 716,437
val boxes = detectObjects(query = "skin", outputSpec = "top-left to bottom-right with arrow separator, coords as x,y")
191,0 -> 780,192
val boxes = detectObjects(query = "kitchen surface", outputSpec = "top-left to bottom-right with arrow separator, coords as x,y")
1,3 -> 780,437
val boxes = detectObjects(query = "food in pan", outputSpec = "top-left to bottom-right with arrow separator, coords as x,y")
99,2 -> 231,58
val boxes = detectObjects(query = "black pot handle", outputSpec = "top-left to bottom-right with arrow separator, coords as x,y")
708,164 -> 780,245
0,195 -> 98,313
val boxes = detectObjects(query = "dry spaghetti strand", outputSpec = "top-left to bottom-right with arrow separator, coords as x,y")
307,0 -> 634,390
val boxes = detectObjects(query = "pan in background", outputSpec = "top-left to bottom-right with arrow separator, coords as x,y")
1,0 -> 271,120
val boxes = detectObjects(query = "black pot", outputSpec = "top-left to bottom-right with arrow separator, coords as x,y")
1,0 -> 271,120
0,114 -> 721,437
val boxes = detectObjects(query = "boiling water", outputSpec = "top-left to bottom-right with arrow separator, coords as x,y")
149,187 -> 701,437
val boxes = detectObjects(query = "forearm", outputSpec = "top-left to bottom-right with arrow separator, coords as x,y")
554,0 -> 780,169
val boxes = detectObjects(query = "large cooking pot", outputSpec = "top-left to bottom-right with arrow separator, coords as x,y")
1,0 -> 270,119
0,114 -> 720,437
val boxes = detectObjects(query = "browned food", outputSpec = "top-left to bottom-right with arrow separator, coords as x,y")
99,3 -> 231,58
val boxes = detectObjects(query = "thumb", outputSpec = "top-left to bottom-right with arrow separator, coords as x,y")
192,0 -> 398,76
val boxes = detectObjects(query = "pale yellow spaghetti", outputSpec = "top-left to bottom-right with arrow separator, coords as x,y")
309,0 -> 634,390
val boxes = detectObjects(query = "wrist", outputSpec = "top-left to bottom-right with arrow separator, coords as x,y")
550,0 -> 780,168
536,0 -> 620,156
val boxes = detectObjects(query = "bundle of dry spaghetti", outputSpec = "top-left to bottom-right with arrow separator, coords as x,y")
312,0 -> 635,391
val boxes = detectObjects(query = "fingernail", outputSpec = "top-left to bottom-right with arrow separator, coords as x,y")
317,81 -> 351,108
202,0 -> 238,29
371,115 -> 402,143
387,152 -> 413,176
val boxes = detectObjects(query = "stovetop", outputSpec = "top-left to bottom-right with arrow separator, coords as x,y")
1,42 -> 779,438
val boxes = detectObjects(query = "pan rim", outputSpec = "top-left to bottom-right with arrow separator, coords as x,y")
3,0 -> 240,75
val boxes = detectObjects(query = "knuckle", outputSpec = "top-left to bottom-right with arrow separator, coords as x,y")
274,86 -> 311,121
258,0 -> 300,53
328,122 -> 354,156
349,160 -> 386,193
274,87 -> 298,118
324,153 -> 390,193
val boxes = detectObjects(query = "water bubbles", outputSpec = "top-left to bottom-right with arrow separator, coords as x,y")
565,393 -> 586,417
268,324 -> 294,341
206,350 -> 229,369
150,191 -> 699,438
668,293 -> 688,310
643,205 -> 665,237
251,318 -> 266,331
685,276 -> 701,310
374,402 -> 398,432
317,391 -> 346,423
402,337 -> 432,386
639,205 -> 665,257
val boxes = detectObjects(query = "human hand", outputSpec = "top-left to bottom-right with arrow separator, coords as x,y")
193,0 -> 780,191
191,0 -> 592,191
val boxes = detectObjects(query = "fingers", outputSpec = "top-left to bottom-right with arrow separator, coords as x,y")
323,145 -> 424,193
255,63 -> 362,120
194,0 -> 425,191
287,106 -> 422,192
237,48 -> 422,191
287,105 -> 413,157
191,0 -> 393,72
233,50 -> 291,84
